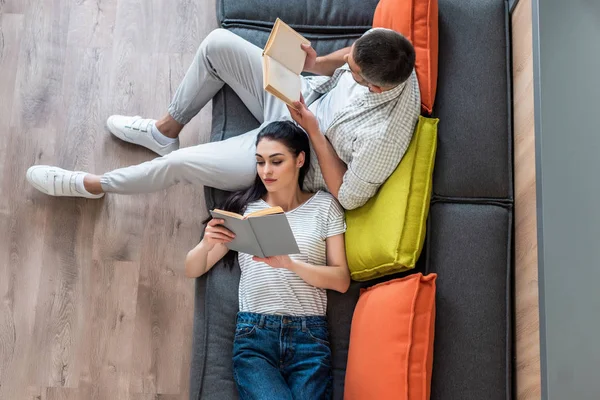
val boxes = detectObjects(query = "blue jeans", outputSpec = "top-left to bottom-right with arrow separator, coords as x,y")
232,312 -> 332,400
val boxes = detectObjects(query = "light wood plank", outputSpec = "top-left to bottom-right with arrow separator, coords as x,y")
0,127 -> 57,399
67,0 -> 118,49
512,0 -> 542,399
0,13 -> 24,124
0,0 -> 27,14
128,53 -> 207,395
9,0 -> 71,131
1,0 -> 217,398
0,15 -> 25,397
44,384 -> 98,400
76,261 -> 140,400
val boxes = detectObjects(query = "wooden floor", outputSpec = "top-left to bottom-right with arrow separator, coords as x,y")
512,0 -> 542,398
0,1 -> 217,399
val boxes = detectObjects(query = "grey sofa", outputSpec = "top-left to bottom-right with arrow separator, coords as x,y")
190,0 -> 513,399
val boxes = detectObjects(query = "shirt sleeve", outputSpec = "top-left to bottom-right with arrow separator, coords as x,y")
326,195 -> 346,238
337,136 -> 410,210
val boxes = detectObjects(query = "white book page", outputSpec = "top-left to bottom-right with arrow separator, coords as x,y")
265,56 -> 301,104
265,21 -> 309,75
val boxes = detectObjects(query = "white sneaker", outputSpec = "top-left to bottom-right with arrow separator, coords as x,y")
106,115 -> 180,156
26,166 -> 104,199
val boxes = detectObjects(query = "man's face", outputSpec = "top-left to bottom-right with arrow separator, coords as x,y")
344,44 -> 369,87
344,44 -> 383,93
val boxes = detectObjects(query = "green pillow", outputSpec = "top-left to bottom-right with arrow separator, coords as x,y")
345,116 -> 438,281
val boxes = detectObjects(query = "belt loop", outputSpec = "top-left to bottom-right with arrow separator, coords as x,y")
259,315 -> 266,328
301,318 -> 307,332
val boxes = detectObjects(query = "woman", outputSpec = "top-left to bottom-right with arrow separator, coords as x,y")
185,120 -> 350,400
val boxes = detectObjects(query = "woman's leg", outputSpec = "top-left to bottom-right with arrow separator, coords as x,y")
284,317 -> 333,400
232,313 -> 293,400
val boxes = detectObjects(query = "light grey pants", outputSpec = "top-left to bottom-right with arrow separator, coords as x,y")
100,29 -> 294,193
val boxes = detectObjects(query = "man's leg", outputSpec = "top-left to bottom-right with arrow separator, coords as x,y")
107,29 -> 273,155
26,128 -> 260,198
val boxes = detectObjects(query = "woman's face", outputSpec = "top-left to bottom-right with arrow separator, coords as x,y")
255,138 -> 304,192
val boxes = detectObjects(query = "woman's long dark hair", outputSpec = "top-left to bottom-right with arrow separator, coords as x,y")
207,120 -> 311,268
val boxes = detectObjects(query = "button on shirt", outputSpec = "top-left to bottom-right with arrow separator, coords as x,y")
301,65 -> 421,210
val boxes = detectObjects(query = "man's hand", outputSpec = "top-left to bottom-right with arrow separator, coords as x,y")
252,255 -> 294,269
287,95 -> 320,136
301,43 -> 317,73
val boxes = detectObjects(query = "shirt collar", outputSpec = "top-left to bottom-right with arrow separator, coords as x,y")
339,64 -> 408,106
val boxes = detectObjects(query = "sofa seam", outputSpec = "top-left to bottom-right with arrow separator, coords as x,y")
221,18 -> 374,33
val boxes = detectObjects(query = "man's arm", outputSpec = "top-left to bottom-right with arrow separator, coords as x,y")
302,45 -> 352,77
288,97 -> 347,198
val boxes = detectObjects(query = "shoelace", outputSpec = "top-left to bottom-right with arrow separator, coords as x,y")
127,117 -> 154,132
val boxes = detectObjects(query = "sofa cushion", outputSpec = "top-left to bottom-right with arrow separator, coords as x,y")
345,273 -> 436,400
373,0 -> 439,114
425,202 -> 511,400
345,116 -> 437,281
432,0 -> 511,199
218,0 -> 379,34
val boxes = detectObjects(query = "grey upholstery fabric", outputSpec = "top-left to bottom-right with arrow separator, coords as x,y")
225,27 -> 363,64
425,202 -> 512,400
218,0 -> 379,34
433,0 -> 512,200
191,0 -> 514,399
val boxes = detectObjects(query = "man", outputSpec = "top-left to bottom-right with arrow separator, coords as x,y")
26,27 -> 420,210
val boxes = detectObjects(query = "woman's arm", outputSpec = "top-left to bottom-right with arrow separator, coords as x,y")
184,218 -> 234,278
253,234 -> 351,293
184,241 -> 229,278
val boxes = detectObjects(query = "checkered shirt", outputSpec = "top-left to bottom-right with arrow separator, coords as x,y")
301,65 -> 421,210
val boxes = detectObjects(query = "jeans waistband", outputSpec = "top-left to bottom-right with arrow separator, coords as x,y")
236,312 -> 327,329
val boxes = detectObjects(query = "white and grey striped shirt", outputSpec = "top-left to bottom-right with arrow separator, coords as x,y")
238,191 -> 346,316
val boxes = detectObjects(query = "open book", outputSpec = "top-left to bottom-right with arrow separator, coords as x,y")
210,206 -> 300,258
262,18 -> 311,109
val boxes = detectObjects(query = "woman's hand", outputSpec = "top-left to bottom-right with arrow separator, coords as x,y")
301,43 -> 317,73
287,95 -> 320,136
202,219 -> 235,250
252,255 -> 294,269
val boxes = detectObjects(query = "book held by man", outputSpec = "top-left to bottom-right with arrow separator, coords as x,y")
210,206 -> 300,258
262,18 -> 311,109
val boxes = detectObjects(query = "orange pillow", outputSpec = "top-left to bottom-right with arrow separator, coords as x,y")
373,0 -> 439,114
344,273 -> 437,400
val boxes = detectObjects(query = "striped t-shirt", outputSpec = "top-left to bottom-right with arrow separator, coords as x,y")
238,191 -> 346,316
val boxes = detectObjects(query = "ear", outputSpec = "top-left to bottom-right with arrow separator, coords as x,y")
369,84 -> 384,94
296,152 -> 306,168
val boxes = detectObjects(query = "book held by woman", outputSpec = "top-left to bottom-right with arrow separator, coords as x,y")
210,206 -> 300,257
